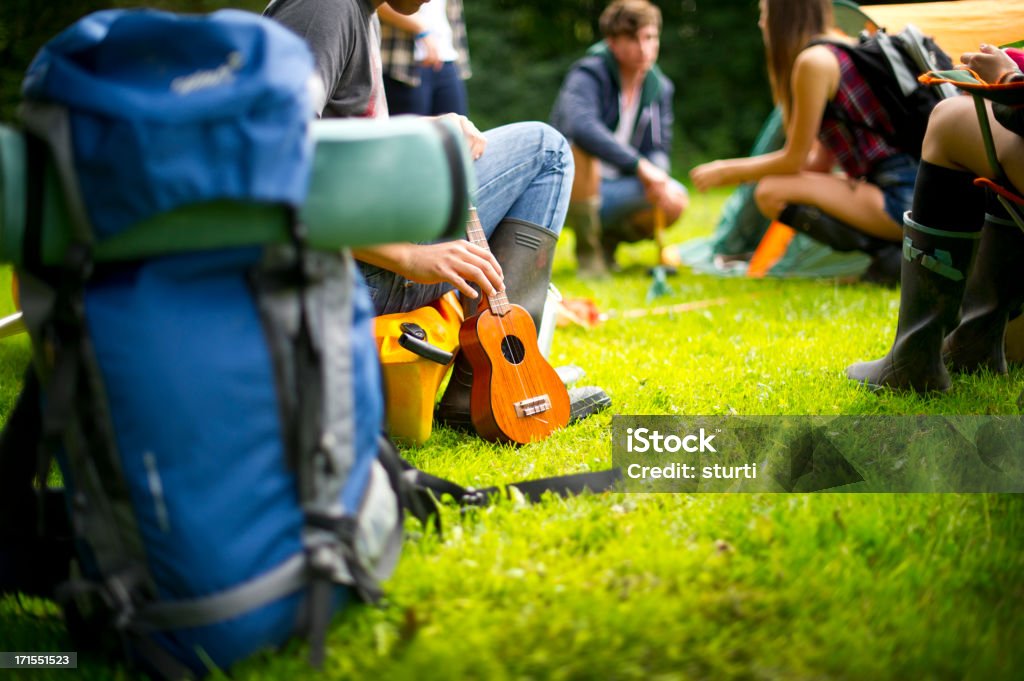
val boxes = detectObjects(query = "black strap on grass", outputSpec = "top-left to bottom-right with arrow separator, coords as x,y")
397,456 -> 622,528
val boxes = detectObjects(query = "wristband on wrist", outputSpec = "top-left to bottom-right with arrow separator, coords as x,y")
414,30 -> 430,40
1001,70 -> 1024,84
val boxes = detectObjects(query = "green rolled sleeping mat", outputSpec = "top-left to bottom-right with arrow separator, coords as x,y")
0,116 -> 473,266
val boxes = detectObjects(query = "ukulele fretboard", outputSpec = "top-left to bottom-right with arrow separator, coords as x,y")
466,207 -> 511,315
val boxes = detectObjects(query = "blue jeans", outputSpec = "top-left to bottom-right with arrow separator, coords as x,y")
383,63 -> 468,116
600,175 -> 688,241
362,121 -> 573,315
868,153 -> 918,226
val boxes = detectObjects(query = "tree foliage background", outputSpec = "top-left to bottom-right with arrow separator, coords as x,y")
463,0 -> 772,168
1,0 -> 934,169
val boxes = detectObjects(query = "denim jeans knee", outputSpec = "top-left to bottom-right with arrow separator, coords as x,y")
473,122 -> 573,239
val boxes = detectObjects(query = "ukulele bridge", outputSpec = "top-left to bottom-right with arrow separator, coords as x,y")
514,395 -> 552,418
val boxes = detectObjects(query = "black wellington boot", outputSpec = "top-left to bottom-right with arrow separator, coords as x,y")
568,199 -> 608,279
846,214 -> 981,392
435,218 -> 557,430
778,204 -> 902,286
487,218 -> 558,326
943,209 -> 1024,375
600,209 -> 658,273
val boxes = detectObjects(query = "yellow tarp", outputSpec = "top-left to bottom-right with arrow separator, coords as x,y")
862,0 -> 1024,60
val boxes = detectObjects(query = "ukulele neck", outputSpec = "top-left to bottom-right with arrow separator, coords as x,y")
466,207 -> 511,315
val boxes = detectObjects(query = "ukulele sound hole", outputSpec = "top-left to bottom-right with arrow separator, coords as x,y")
501,335 -> 526,365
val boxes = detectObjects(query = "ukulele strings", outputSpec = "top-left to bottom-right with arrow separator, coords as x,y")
468,205 -> 537,416
484,247 -> 534,412
501,290 -> 551,424
492,302 -> 535,414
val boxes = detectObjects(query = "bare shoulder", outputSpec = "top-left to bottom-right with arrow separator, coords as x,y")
792,43 -> 842,97
794,44 -> 841,74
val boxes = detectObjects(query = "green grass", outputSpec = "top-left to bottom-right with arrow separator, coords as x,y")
1,188 -> 1022,680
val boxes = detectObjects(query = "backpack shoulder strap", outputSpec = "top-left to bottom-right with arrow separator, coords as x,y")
808,33 -> 921,156
0,369 -> 74,600
809,32 -> 917,96
249,240 -> 403,669
18,102 -> 94,249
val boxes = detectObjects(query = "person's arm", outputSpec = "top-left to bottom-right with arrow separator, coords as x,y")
351,241 -> 504,300
650,76 -> 675,168
555,64 -> 645,173
377,3 -> 441,69
803,140 -> 836,173
635,78 -> 679,209
430,112 -> 487,160
689,45 -> 837,191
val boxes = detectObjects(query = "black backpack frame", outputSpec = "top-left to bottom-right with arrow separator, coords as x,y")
812,25 -> 957,159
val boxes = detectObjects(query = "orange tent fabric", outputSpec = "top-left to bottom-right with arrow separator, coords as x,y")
746,221 -> 795,278
863,0 -> 1024,60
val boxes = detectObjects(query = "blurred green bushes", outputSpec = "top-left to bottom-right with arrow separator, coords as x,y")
0,0 -> 922,167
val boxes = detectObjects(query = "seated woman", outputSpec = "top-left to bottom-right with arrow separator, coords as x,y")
690,0 -> 913,285
847,44 -> 1024,392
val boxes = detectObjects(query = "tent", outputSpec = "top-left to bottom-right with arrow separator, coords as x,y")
859,0 -> 1024,60
672,0 -> 1023,280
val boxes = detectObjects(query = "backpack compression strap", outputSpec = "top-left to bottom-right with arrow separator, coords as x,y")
250,240 -> 404,669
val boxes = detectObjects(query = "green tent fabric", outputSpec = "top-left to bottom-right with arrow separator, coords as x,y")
708,107 -> 783,258
673,107 -> 868,279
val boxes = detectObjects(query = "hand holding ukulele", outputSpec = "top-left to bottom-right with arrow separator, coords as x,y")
457,207 -> 571,444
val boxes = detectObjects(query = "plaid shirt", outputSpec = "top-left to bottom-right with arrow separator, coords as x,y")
379,0 -> 471,87
818,46 -> 902,179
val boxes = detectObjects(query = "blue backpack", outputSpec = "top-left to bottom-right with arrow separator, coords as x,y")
5,9 -> 408,677
0,8 -> 621,678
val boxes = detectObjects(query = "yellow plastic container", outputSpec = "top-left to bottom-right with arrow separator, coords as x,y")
374,291 -> 463,446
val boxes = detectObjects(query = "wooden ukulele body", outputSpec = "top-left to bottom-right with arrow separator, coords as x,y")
459,303 -> 570,445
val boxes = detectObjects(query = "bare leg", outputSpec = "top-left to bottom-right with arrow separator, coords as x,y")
924,95 -> 1024,190
754,171 -> 901,240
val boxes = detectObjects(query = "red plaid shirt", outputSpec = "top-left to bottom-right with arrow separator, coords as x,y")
818,46 -> 902,179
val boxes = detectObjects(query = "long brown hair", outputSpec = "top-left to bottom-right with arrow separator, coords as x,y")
762,0 -> 834,121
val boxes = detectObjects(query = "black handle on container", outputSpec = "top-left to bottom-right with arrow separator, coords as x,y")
398,323 -> 455,365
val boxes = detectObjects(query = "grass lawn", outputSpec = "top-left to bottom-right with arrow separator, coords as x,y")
1,188 -> 1022,680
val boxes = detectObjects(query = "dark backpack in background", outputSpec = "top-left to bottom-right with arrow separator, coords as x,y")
813,25 -> 957,158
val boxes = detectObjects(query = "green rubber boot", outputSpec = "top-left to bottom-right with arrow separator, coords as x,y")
568,198 -> 608,279
779,204 -> 901,286
943,211 -> 1024,375
436,218 -> 557,430
846,214 -> 981,392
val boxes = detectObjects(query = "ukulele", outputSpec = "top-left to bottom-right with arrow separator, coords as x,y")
458,207 -> 571,444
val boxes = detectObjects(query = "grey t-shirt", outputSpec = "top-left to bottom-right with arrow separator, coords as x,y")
264,0 -> 386,118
